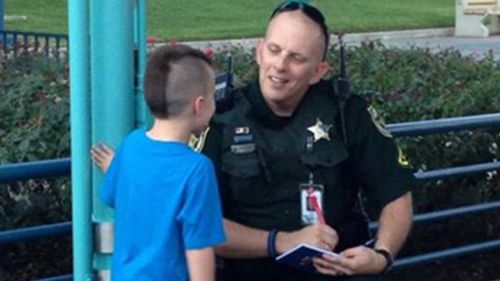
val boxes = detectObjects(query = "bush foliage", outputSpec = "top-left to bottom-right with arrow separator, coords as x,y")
0,53 -> 71,229
0,53 -> 72,280
1,43 -> 499,280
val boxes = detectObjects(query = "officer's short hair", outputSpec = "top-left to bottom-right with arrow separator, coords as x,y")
270,1 -> 329,61
144,44 -> 213,119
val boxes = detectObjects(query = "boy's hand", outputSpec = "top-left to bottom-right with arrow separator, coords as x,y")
90,142 -> 115,173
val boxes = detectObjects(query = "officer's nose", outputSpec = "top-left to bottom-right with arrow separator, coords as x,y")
272,54 -> 287,72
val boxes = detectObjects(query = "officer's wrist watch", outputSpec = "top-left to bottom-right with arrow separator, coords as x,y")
373,248 -> 394,273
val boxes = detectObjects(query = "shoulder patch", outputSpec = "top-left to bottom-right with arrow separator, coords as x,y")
188,127 -> 211,152
398,147 -> 410,166
367,106 -> 392,138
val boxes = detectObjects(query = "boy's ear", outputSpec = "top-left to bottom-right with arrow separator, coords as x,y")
193,96 -> 205,115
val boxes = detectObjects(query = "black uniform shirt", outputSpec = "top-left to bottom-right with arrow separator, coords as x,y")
203,77 -> 413,227
202,78 -> 415,280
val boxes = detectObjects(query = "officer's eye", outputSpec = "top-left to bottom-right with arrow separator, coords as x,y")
267,44 -> 281,54
291,54 -> 306,63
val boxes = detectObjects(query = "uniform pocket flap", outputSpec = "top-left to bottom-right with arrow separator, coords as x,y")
221,152 -> 261,178
300,140 -> 348,167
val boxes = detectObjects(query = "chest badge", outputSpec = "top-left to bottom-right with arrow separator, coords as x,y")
307,118 -> 332,143
231,126 -> 256,154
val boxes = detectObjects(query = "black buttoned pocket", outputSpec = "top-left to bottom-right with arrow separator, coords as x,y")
221,152 -> 261,178
221,152 -> 264,204
300,139 -> 348,168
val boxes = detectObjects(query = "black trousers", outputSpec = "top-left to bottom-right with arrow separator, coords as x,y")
216,258 -> 383,281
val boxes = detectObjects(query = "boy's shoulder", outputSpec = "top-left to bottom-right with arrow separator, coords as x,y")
189,150 -> 214,169
116,129 -> 146,151
127,128 -> 146,140
121,128 -> 145,144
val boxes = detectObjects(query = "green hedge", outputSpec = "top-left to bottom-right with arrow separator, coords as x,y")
0,53 -> 72,280
0,53 -> 71,229
0,43 -> 499,280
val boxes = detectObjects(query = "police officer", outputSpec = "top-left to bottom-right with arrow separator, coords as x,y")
202,1 -> 414,280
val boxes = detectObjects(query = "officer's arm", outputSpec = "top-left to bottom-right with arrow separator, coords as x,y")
374,191 -> 413,258
214,219 -> 269,258
345,97 -> 414,262
215,219 -> 338,258
313,192 -> 412,276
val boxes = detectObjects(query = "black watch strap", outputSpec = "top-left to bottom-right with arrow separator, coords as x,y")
374,248 -> 394,273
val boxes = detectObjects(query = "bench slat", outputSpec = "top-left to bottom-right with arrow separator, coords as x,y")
464,0 -> 499,15
467,0 -> 496,5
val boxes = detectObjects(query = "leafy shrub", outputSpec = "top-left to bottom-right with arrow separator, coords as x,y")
0,52 -> 71,280
0,52 -> 71,228
0,54 -> 70,163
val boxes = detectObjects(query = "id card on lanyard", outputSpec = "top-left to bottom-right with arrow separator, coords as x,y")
300,182 -> 325,225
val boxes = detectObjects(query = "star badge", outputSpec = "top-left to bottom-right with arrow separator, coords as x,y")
307,118 -> 332,143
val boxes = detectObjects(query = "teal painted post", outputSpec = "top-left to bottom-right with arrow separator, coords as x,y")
134,0 -> 151,129
68,0 -> 92,280
91,0 -> 135,274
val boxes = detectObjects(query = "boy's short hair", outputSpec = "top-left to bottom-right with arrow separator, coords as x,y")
145,44 -> 213,119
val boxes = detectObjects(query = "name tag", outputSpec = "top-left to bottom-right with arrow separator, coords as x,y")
231,143 -> 256,154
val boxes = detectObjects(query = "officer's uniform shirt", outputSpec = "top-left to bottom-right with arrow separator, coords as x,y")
202,78 -> 415,281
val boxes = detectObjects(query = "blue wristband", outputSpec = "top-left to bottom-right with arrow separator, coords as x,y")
267,229 -> 278,258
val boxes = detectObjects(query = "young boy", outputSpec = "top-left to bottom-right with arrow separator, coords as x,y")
98,44 -> 226,281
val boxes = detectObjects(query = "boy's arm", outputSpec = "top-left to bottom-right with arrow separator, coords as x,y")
186,247 -> 215,281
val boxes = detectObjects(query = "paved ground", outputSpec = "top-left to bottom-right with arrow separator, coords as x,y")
186,27 -> 500,61
348,28 -> 500,61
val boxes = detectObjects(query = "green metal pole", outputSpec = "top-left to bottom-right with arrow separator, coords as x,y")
91,0 -> 135,275
68,0 -> 93,279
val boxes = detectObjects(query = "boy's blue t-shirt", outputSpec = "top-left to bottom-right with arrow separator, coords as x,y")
101,129 -> 226,281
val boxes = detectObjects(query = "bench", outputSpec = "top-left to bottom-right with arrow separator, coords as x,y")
455,0 -> 500,36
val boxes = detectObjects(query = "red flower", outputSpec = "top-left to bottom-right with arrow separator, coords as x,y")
205,48 -> 214,58
147,36 -> 157,44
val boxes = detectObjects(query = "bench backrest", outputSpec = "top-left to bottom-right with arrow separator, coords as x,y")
464,0 -> 498,13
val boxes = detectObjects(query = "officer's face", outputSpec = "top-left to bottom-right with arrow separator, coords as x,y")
256,11 -> 330,116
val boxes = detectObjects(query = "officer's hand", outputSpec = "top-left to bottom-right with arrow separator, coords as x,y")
91,142 -> 115,173
275,224 -> 338,254
313,246 -> 387,276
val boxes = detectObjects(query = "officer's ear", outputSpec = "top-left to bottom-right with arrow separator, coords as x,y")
308,61 -> 331,85
256,38 -> 265,66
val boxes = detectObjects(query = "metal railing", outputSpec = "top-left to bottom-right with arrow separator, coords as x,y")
0,30 -> 68,59
0,112 -> 499,280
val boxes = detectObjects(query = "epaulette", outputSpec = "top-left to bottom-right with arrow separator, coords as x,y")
215,74 -> 234,113
330,34 -> 351,144
215,55 -> 235,113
